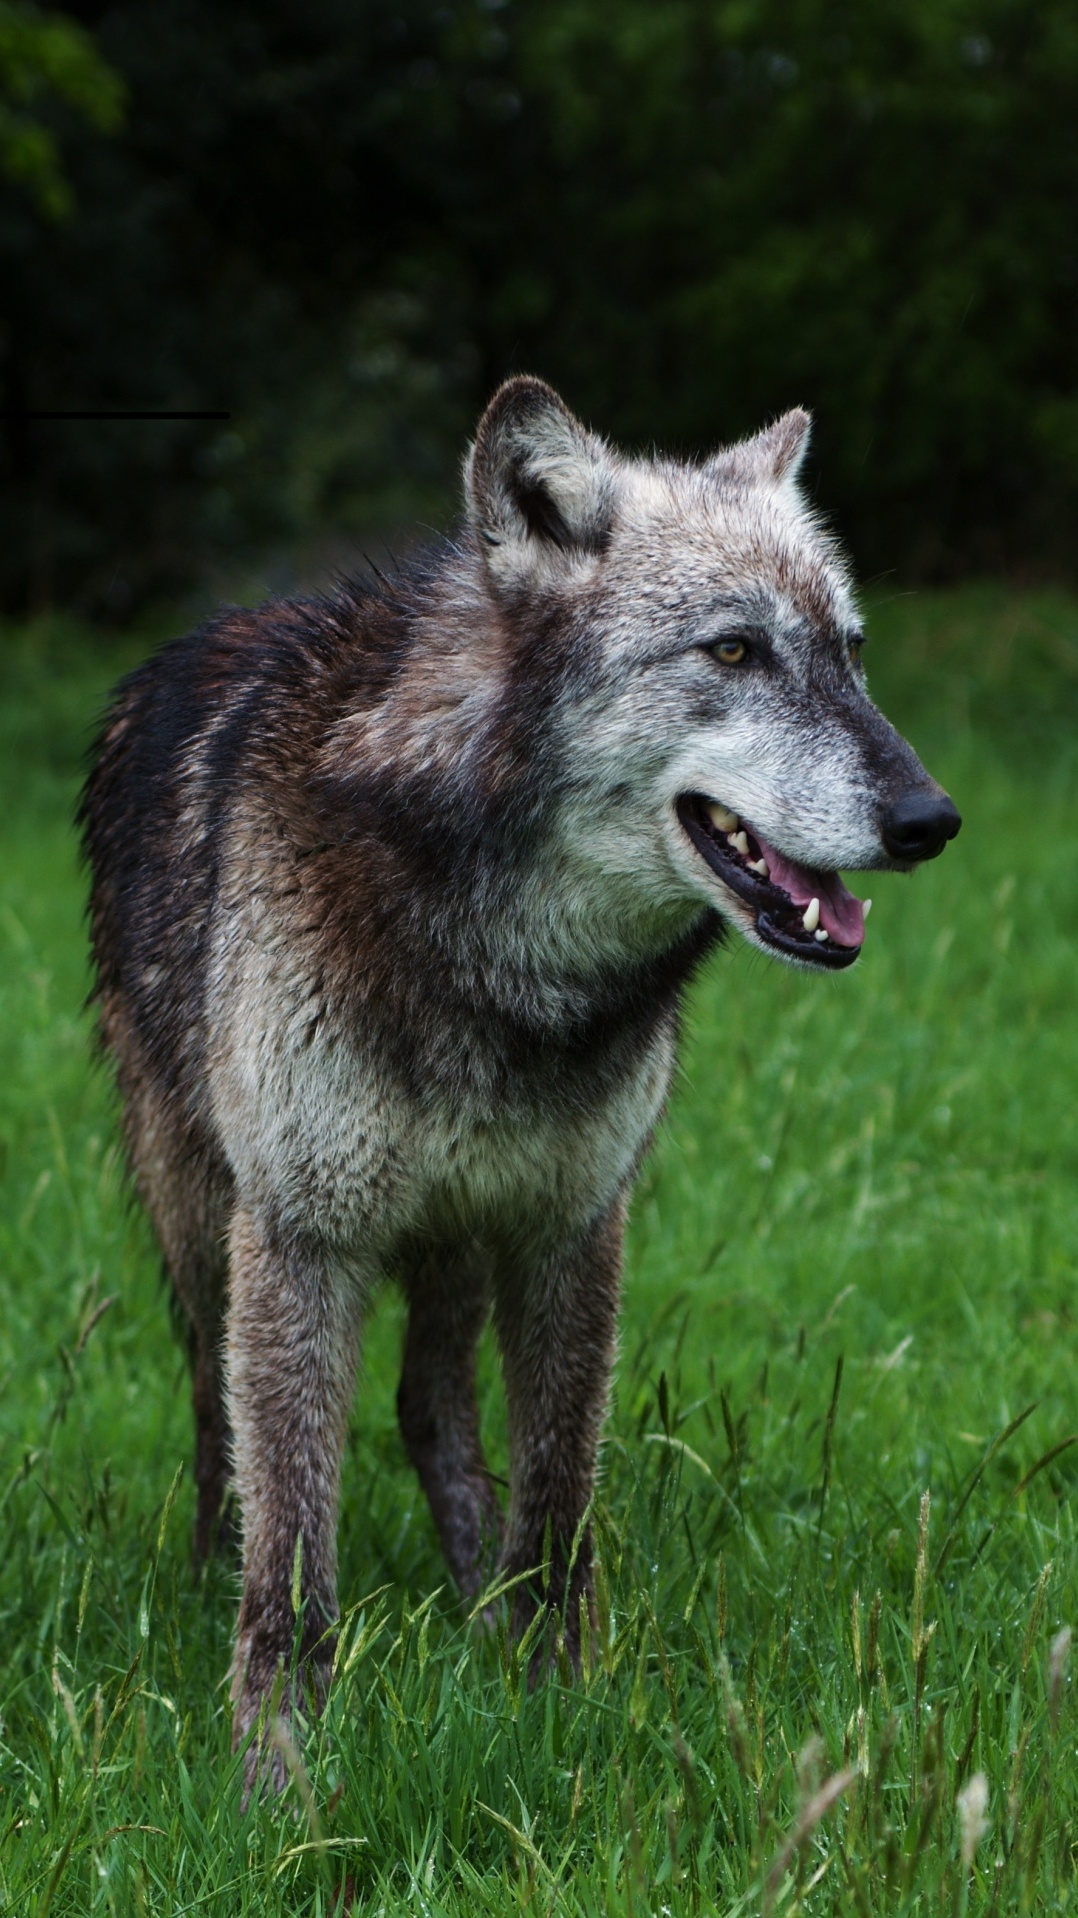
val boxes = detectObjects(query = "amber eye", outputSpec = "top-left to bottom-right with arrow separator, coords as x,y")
710,636 -> 748,665
848,633 -> 865,664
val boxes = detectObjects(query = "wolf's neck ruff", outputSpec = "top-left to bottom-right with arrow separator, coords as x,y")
305,598 -> 721,1045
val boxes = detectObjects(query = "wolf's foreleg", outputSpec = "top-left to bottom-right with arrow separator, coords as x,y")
493,1199 -> 624,1665
397,1249 -> 503,1598
225,1204 -> 362,1793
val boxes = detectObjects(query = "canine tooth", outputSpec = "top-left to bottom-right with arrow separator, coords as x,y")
814,927 -> 828,942
749,857 -> 769,877
732,831 -> 750,856
802,897 -> 820,934
707,802 -> 739,832
862,898 -> 873,919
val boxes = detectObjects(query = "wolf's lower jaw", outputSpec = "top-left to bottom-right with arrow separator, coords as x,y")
676,795 -> 865,972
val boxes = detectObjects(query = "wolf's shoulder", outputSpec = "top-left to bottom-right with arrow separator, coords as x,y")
99,578 -> 418,781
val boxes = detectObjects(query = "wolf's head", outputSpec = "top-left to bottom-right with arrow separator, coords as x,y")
464,376 -> 960,974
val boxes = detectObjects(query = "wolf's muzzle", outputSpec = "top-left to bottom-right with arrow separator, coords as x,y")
880,790 -> 962,864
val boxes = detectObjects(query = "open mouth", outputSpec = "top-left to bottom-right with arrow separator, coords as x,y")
677,795 -> 868,971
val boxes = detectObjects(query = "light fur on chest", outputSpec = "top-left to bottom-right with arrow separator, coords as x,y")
207,920 -> 676,1256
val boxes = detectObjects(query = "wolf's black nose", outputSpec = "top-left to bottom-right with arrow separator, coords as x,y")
881,791 -> 962,863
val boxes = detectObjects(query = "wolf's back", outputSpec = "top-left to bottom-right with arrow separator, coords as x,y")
79,612 -> 279,1107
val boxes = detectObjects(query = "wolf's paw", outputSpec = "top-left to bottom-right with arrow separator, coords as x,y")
504,1569 -> 596,1686
231,1639 -> 331,1807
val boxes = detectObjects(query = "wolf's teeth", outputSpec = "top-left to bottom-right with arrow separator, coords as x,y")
707,802 -> 739,832
802,897 -> 820,934
862,898 -> 873,919
731,831 -> 750,856
749,857 -> 769,877
814,928 -> 829,942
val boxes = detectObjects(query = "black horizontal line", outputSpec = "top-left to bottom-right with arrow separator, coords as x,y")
0,410 -> 231,421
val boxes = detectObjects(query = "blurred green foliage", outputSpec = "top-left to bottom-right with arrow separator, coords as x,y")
0,1 -> 122,219
1,0 -> 1076,615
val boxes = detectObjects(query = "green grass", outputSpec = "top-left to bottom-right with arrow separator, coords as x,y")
2,586 -> 1078,1914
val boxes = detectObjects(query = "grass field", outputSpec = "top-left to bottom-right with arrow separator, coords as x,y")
2,586 -> 1078,1915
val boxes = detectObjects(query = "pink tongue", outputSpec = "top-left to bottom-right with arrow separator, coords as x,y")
753,833 -> 866,948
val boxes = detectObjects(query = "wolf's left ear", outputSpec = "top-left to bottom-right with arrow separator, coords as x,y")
710,408 -> 813,490
465,376 -> 617,589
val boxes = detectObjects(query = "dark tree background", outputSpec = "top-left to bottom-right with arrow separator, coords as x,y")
2,0 -> 1077,615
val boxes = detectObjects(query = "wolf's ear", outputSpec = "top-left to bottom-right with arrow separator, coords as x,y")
710,408 -> 812,490
465,377 -> 617,588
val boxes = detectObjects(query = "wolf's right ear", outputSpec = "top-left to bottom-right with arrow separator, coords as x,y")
465,377 -> 617,590
708,409 -> 813,492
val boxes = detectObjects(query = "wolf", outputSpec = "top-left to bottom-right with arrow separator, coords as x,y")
80,376 -> 960,1785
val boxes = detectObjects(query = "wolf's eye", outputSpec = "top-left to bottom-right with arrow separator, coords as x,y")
848,633 -> 866,664
708,636 -> 748,666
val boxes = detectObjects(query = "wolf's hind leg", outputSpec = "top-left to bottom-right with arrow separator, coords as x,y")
397,1249 -> 503,1599
226,1204 -> 363,1791
492,1201 -> 624,1665
188,1313 -> 233,1563
115,1053 -> 234,1564
162,1153 -> 233,1563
